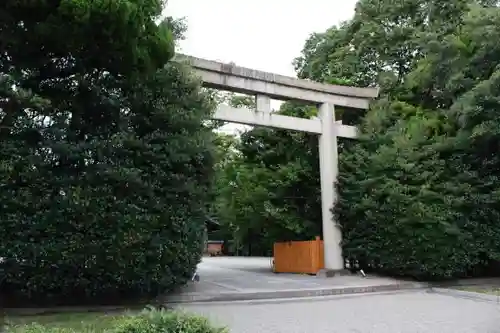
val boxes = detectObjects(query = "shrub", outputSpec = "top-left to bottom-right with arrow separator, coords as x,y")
112,308 -> 227,333
4,309 -> 226,333
5,324 -> 77,333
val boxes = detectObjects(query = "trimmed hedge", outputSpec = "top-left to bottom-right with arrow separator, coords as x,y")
0,64 -> 216,303
336,100 -> 500,280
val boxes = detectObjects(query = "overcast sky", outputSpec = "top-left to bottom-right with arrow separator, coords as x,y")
164,0 -> 358,133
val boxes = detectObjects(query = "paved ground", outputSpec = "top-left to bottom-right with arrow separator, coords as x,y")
191,256 -> 406,291
163,257 -> 421,303
169,257 -> 500,332
180,290 -> 500,333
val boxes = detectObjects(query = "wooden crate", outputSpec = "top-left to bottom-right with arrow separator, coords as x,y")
273,236 -> 324,274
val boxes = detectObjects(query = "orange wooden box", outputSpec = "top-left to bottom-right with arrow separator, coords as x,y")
273,236 -> 324,274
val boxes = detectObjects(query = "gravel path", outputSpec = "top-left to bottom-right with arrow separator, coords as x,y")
181,290 -> 500,333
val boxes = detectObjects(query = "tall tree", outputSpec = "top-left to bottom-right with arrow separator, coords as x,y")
335,2 -> 500,278
0,0 -> 216,303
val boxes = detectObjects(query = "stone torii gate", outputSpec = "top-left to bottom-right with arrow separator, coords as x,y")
176,54 -> 379,274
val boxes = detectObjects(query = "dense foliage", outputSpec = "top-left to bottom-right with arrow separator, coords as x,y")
214,0 -> 500,279
334,2 -> 500,279
0,0 -> 215,302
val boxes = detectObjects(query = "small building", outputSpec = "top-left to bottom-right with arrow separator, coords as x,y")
204,216 -> 223,256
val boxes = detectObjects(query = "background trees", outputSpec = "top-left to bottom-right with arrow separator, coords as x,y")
213,0 -> 500,279
212,101 -> 323,256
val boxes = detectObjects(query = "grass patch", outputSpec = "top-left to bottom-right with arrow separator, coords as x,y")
4,311 -> 129,332
455,286 -> 500,296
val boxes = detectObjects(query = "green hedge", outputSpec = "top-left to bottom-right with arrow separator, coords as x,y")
0,65 -> 216,303
335,101 -> 500,280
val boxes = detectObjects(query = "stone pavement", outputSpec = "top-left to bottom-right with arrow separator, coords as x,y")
161,257 -> 425,304
180,290 -> 500,333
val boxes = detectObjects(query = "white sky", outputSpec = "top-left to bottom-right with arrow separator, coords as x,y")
164,0 -> 358,134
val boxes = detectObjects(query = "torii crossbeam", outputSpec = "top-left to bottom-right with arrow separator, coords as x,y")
175,54 -> 379,274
